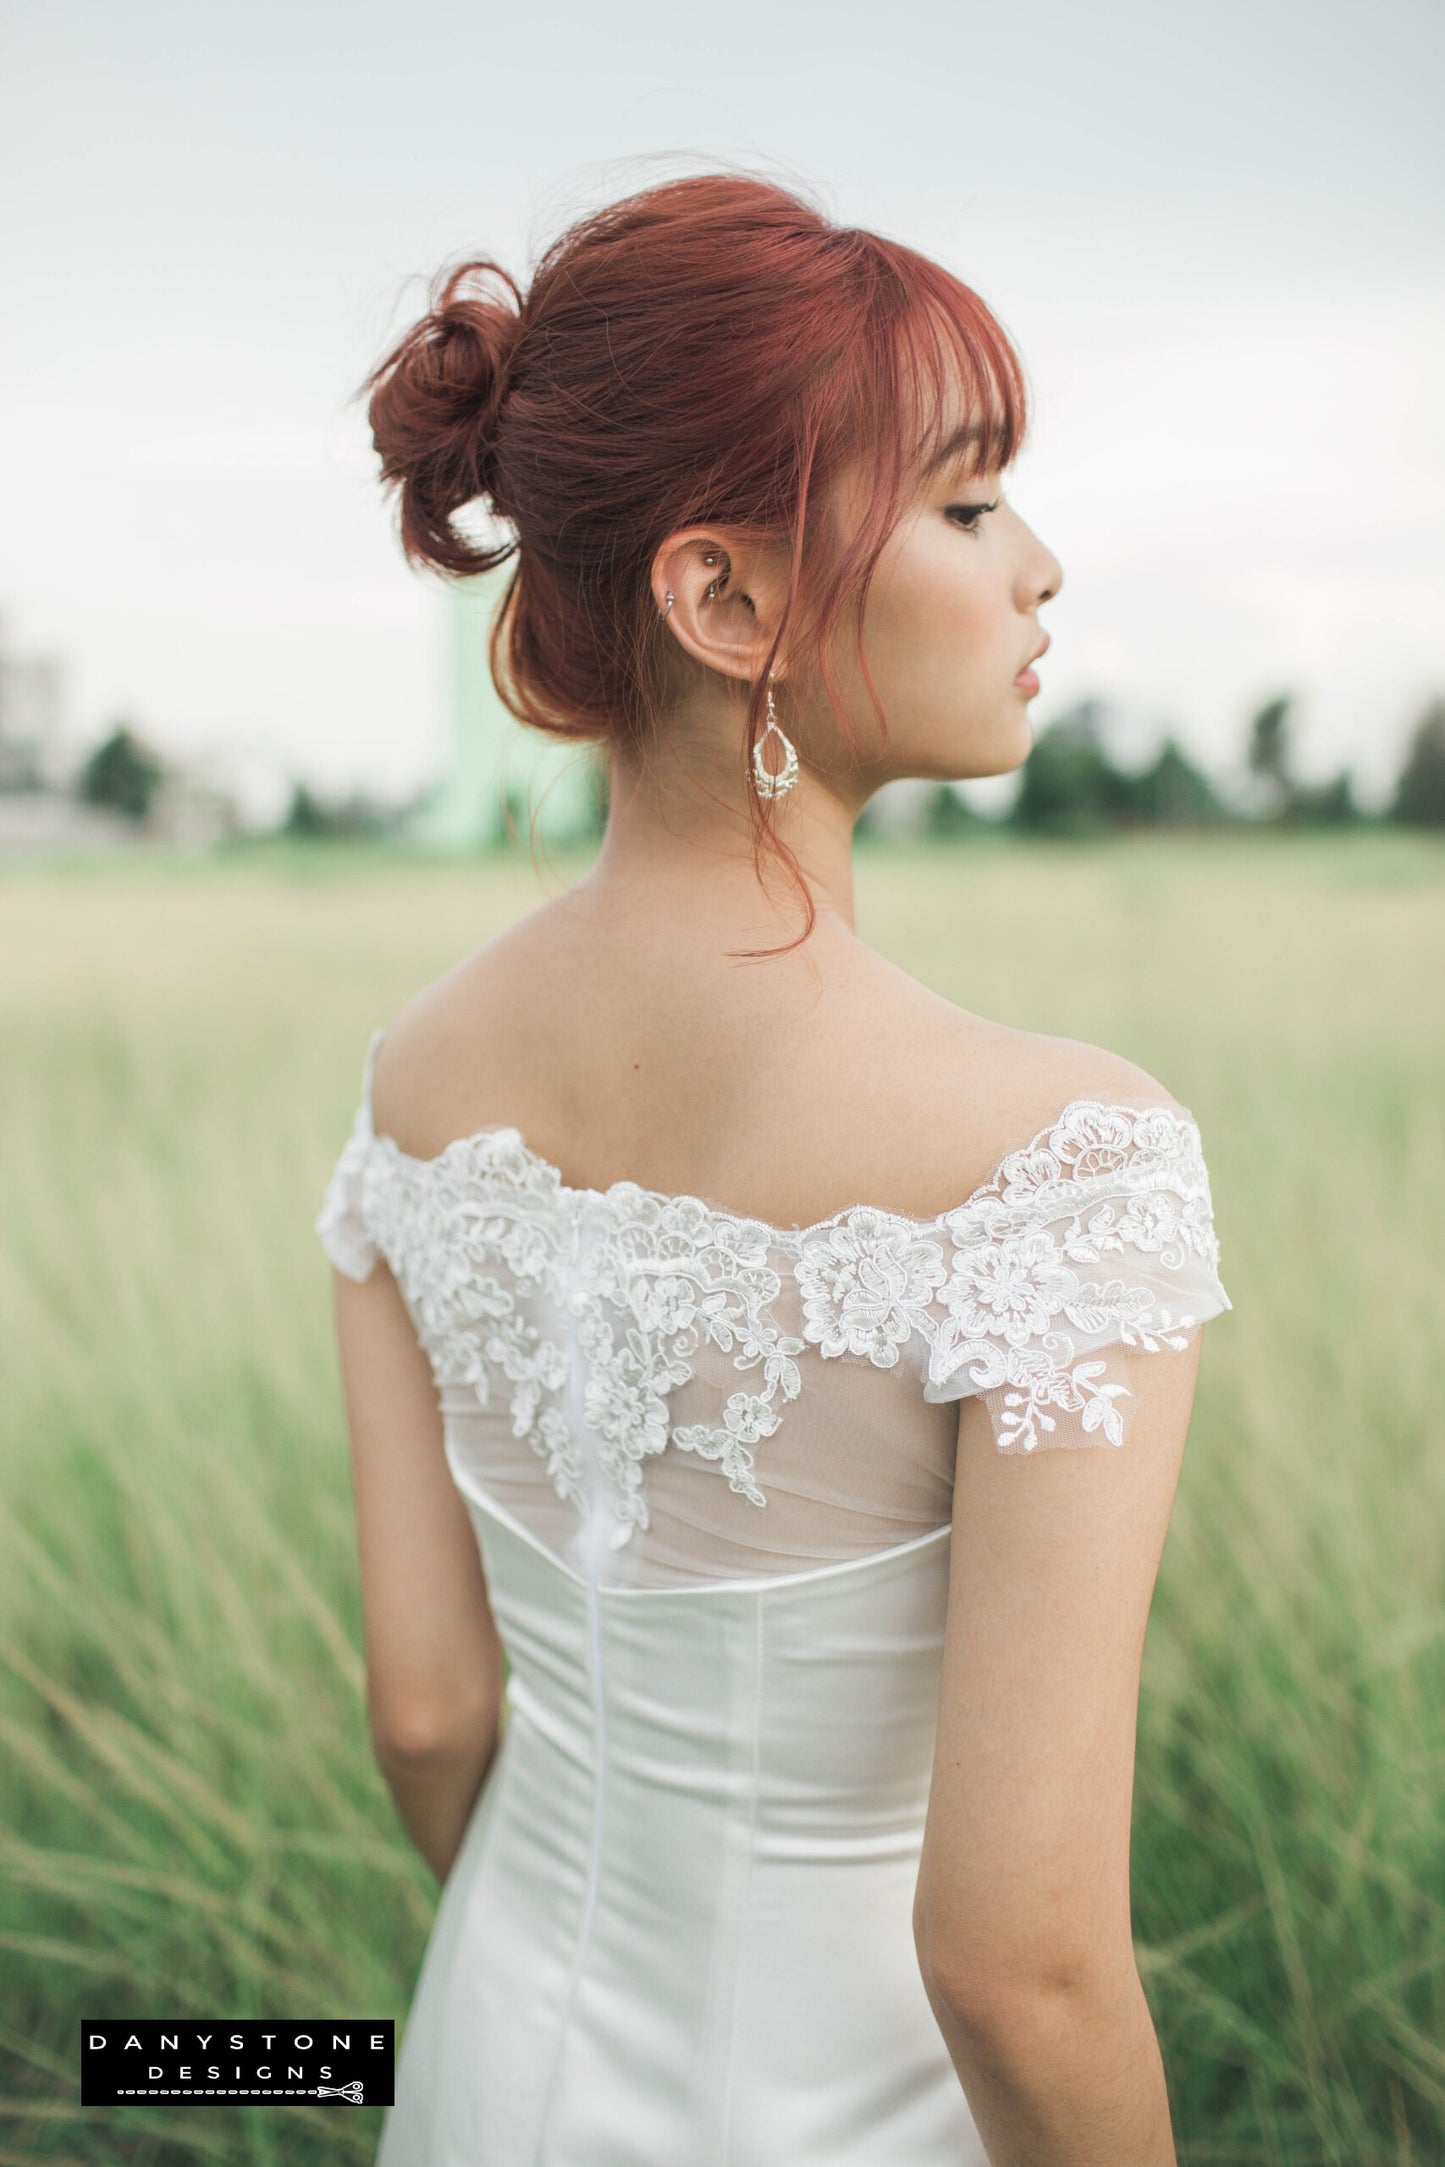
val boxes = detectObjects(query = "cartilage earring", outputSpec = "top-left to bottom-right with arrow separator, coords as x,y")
752,675 -> 800,799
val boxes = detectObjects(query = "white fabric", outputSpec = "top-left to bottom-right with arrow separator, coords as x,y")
315,1023 -> 1232,2161
317,1026 -> 1232,1592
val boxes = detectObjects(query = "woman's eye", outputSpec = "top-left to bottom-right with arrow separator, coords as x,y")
946,500 -> 999,534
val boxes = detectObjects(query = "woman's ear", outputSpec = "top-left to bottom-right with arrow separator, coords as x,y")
651,528 -> 791,686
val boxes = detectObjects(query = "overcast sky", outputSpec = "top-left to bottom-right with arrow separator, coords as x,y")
3,0 -> 1441,822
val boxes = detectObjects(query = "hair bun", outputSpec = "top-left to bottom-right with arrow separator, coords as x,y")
362,256 -> 525,575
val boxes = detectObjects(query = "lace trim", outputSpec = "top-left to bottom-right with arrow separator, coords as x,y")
920,1100 -> 1223,1449
315,1068 -> 1229,1539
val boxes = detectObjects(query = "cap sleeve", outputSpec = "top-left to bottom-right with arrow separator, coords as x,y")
313,1027 -> 387,1282
921,1098 -> 1232,1453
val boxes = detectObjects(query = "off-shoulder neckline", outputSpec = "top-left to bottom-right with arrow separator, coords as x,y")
354,1026 -> 1201,1248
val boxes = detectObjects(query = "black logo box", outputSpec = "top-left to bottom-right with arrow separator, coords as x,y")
81,2020 -> 394,2106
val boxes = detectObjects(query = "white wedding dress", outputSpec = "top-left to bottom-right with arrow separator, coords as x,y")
316,1024 -> 1233,2164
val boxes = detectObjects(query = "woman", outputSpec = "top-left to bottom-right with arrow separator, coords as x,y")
315,170 -> 1232,2166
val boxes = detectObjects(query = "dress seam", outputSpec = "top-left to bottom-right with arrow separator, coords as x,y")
718,1595 -> 763,2164
531,1194 -> 607,2164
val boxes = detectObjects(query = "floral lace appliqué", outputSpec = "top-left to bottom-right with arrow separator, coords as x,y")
316,1086 -> 1229,1541
921,1102 -> 1223,1450
570,1189 -> 807,1549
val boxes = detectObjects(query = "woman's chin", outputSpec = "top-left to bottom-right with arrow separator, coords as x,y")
948,719 -> 1034,783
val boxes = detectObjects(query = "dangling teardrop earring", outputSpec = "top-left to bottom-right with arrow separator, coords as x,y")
752,674 -> 800,799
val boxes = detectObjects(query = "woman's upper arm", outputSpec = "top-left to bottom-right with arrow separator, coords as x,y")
914,1327 -> 1202,2023
329,1255 -> 504,1761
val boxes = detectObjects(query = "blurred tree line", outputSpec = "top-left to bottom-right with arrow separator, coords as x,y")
913,688 -> 1445,842
71,688 -> 1445,845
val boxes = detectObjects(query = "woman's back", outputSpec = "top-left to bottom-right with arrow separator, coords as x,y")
322,901 -> 1230,1586
365,892 -> 1145,1229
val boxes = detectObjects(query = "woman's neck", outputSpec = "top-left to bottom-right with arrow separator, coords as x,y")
584,747 -> 864,945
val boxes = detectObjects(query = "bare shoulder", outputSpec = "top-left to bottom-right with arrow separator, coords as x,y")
852,943 -> 1181,1109
986,1024 -> 1188,1128
859,938 -> 1182,1120
916,1018 -> 1184,1203
832,944 -> 1191,1214
366,915 -> 548,1156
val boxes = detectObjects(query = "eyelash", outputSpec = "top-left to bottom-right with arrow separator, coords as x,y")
946,499 -> 1000,534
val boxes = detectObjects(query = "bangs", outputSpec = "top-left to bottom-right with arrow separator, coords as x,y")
893,263 -> 1029,487
834,237 -> 1030,507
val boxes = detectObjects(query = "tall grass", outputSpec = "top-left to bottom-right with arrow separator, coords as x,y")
1,828 -> 1440,2163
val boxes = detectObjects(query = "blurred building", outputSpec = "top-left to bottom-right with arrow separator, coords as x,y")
146,764 -> 247,848
0,792 -> 143,858
0,614 -> 139,858
0,613 -> 65,791
408,569 -> 601,853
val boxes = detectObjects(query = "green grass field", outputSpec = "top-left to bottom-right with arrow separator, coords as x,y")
1,827 -> 1441,2164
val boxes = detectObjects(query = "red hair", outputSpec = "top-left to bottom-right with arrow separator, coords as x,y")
360,171 -> 1029,956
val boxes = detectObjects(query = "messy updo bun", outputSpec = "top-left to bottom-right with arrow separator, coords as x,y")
358,170 -> 1028,954
364,259 -> 524,577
